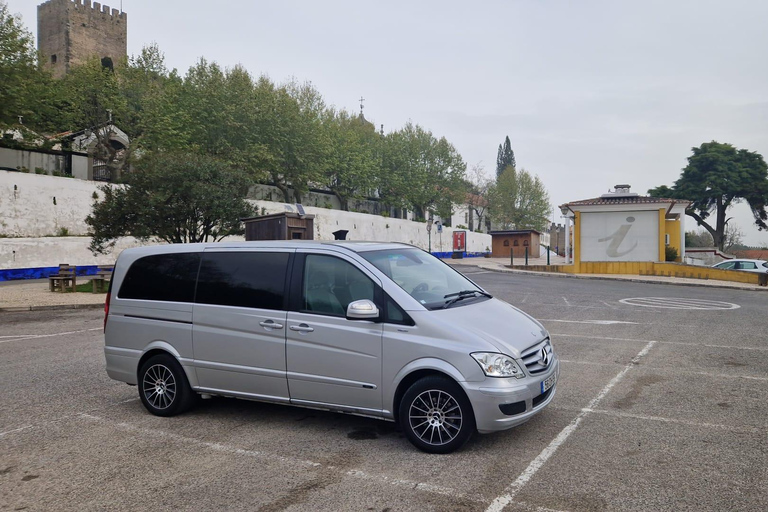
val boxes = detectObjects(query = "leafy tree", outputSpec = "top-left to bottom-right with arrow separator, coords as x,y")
0,1 -> 53,129
649,141 -> 768,251
381,122 -> 466,219
488,166 -> 551,231
86,152 -> 255,254
684,229 -> 714,247
495,135 -> 515,178
323,109 -> 380,211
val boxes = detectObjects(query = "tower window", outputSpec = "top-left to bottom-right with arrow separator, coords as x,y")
51,54 -> 57,64
101,57 -> 114,71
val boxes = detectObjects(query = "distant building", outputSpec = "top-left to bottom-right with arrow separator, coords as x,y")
560,184 -> 691,267
38,0 -> 127,78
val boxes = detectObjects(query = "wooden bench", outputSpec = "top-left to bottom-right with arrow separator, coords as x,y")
90,265 -> 114,293
49,264 -> 77,292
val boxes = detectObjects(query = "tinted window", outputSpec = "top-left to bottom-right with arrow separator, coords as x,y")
739,261 -> 757,270
303,255 -> 375,316
119,253 -> 200,302
196,252 -> 289,310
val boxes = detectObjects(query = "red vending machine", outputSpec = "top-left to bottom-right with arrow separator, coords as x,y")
452,230 -> 466,259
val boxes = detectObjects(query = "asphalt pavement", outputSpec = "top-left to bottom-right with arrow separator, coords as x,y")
1,271 -> 767,511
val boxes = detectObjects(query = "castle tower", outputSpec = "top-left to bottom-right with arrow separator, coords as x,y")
37,0 -> 127,78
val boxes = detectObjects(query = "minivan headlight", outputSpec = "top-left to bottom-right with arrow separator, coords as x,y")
471,352 -> 525,379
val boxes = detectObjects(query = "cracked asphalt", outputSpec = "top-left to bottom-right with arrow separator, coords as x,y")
1,270 -> 767,511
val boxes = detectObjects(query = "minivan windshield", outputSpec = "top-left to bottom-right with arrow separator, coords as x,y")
361,248 -> 491,310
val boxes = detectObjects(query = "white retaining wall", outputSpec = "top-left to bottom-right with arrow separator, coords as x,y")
0,171 -> 490,270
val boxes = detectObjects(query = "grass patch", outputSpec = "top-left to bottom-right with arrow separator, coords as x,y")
69,280 -> 107,293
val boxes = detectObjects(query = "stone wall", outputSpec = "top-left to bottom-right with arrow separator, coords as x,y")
0,171 -> 491,272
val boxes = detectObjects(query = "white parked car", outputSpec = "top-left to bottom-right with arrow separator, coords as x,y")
711,259 -> 768,273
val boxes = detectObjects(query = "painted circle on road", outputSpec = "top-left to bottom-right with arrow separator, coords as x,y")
619,297 -> 740,310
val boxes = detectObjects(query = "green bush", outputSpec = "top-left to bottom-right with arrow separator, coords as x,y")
665,246 -> 679,262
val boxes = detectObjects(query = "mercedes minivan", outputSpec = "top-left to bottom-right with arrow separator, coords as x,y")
104,241 -> 559,453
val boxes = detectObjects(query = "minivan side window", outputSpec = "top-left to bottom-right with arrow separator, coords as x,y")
303,255 -> 375,316
196,252 -> 289,310
118,253 -> 200,302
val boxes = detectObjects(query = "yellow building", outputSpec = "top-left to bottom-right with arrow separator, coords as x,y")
559,184 -> 690,273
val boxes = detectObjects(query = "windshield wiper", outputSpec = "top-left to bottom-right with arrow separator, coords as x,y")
442,289 -> 492,309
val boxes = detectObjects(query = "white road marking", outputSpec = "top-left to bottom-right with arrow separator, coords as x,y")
552,333 -> 768,352
559,359 -> 768,382
601,301 -> 617,309
0,398 -> 139,440
0,327 -> 101,344
485,340 -> 656,512
620,297 -> 740,310
78,413 -> 490,504
582,408 -> 763,434
0,425 -> 34,438
562,296 -> 570,306
541,319 -> 639,325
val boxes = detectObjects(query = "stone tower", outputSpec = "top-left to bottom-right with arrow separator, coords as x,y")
37,0 -> 127,78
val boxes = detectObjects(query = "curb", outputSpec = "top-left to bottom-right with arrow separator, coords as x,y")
466,263 -> 768,292
0,303 -> 104,313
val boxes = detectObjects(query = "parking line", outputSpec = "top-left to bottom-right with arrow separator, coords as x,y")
0,425 -> 34,438
541,319 -> 639,325
552,333 -> 768,352
78,413 -> 490,504
561,359 -> 768,382
485,340 -> 656,512
582,408 -> 763,434
0,327 -> 101,344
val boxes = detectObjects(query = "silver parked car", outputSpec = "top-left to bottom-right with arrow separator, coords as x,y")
104,242 -> 559,453
712,259 -> 768,273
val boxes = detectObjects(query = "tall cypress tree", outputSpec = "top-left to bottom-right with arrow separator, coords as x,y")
495,135 -> 516,178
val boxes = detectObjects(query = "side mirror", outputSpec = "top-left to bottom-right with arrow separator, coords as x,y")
346,299 -> 380,320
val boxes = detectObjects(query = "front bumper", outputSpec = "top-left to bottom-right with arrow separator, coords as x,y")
464,357 -> 560,434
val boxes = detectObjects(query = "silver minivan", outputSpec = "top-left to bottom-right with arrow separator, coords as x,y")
104,241 -> 559,453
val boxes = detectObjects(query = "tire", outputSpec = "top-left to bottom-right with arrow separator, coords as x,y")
398,376 -> 475,454
138,354 -> 196,417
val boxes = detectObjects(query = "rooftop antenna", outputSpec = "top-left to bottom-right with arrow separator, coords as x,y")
359,96 -> 365,116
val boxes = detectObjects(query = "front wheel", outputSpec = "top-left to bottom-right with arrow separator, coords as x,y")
399,376 -> 475,454
138,354 -> 196,417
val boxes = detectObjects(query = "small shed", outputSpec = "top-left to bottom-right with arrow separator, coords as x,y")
491,230 -> 541,258
243,212 -> 315,241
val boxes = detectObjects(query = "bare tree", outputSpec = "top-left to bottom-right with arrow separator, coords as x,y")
466,162 -> 491,232
723,222 -> 744,252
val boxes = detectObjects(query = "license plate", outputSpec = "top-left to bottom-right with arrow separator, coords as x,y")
541,373 -> 556,394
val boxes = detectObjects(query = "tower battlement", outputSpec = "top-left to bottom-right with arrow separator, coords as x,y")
38,0 -> 128,78
38,0 -> 127,21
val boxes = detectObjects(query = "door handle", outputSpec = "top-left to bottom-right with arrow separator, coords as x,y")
289,324 -> 314,333
259,320 -> 284,329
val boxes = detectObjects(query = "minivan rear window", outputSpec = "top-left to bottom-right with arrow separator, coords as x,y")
118,253 -> 200,302
196,252 -> 289,310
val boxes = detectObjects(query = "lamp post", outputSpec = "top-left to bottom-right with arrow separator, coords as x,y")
426,218 -> 432,253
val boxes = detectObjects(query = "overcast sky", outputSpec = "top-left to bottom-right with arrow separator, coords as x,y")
8,0 -> 768,246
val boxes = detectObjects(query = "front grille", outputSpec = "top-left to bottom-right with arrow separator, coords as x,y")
532,387 -> 552,408
521,338 -> 553,375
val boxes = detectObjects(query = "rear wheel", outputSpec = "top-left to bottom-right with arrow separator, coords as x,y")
138,354 -> 196,417
399,376 -> 475,454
